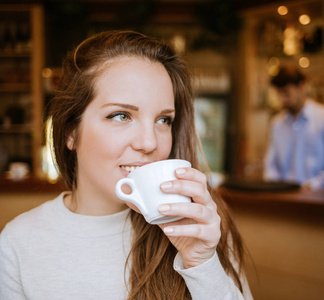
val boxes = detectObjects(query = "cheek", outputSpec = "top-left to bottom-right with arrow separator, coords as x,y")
77,126 -> 123,162
161,133 -> 173,157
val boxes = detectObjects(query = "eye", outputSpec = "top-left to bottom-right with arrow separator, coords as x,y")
106,112 -> 131,122
157,116 -> 173,126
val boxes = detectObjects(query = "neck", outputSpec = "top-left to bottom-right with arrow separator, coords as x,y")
64,190 -> 128,216
289,98 -> 307,117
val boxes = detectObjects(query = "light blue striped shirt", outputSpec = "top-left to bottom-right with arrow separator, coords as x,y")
264,99 -> 324,190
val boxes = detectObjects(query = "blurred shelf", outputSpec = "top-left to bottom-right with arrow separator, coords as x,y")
0,124 -> 33,133
0,4 -> 44,179
0,52 -> 31,58
0,176 -> 65,193
0,83 -> 31,92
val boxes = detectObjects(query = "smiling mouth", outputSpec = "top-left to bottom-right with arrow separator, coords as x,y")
120,166 -> 140,173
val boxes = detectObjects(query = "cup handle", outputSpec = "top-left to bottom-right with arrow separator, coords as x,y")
115,178 -> 147,215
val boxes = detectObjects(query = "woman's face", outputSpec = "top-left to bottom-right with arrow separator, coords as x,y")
68,57 -> 175,212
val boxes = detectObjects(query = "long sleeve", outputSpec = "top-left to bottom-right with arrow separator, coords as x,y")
173,252 -> 253,300
0,230 -> 27,300
264,123 -> 281,181
304,126 -> 324,190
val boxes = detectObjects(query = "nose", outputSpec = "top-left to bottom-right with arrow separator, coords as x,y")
131,122 -> 158,153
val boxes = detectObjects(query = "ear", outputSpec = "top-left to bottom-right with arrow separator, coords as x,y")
66,130 -> 76,150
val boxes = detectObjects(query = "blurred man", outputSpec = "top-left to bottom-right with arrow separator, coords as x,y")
264,65 -> 324,190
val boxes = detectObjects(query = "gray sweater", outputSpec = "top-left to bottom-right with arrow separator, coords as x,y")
0,192 -> 252,299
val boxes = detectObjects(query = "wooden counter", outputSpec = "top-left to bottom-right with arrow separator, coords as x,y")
217,186 -> 324,206
216,186 -> 324,300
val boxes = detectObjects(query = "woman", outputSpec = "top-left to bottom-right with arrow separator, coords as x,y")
0,30 -> 252,299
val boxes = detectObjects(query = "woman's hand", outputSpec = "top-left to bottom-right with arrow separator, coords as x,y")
158,167 -> 221,269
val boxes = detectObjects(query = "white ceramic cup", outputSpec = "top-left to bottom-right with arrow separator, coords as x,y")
115,159 -> 191,224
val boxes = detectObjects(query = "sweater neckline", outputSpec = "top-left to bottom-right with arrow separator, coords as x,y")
52,192 -> 132,238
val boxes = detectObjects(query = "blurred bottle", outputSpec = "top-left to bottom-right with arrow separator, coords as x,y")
0,23 -> 5,51
21,22 -> 32,52
0,21 -> 31,53
3,23 -> 13,52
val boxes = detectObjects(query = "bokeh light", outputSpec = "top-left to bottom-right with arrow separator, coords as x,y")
42,68 -> 53,78
299,14 -> 311,25
299,57 -> 310,68
278,6 -> 288,16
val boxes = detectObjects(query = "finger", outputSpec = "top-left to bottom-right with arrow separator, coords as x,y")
162,223 -> 220,243
160,179 -> 215,208
174,167 -> 208,186
158,202 -> 216,224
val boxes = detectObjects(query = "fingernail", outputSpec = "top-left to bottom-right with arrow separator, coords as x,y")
161,181 -> 172,190
158,204 -> 170,212
175,168 -> 186,175
164,227 -> 174,234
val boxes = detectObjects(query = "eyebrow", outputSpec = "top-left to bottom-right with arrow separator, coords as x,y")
100,103 -> 139,111
101,103 -> 175,114
161,109 -> 175,114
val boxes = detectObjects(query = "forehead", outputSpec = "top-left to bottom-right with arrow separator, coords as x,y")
94,56 -> 172,91
94,55 -> 157,76
90,56 -> 174,107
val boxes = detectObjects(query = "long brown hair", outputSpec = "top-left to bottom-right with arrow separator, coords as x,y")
49,30 -> 244,299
